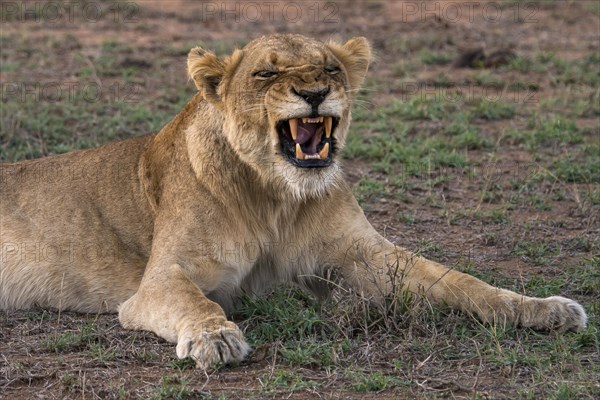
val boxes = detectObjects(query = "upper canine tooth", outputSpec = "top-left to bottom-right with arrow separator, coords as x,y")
324,116 -> 332,138
318,142 -> 330,159
289,118 -> 298,141
295,143 -> 306,160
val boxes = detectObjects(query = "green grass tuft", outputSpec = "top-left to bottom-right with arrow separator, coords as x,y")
419,48 -> 454,65
471,99 -> 516,120
346,370 -> 405,392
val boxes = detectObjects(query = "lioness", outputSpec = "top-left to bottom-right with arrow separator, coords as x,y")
0,34 -> 587,369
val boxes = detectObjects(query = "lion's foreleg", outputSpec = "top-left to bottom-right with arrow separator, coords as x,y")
118,262 -> 250,369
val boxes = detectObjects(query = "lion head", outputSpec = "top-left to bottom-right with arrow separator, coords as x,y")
187,34 -> 372,199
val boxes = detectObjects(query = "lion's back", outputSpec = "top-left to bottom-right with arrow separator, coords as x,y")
0,134 -> 155,312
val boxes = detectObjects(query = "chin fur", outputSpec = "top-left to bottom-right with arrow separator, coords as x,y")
271,160 -> 343,201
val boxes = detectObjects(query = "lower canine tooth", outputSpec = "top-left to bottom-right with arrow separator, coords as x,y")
318,142 -> 330,159
324,116 -> 332,138
295,143 -> 306,160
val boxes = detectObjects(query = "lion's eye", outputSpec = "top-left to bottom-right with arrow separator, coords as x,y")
325,66 -> 341,75
253,70 -> 280,79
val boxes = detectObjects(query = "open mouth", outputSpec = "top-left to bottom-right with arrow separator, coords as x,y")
276,116 -> 338,168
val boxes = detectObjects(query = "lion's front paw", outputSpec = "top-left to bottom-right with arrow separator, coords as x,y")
522,296 -> 588,332
175,319 -> 250,369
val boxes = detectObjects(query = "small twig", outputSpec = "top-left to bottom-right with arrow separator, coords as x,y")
470,338 -> 483,399
415,345 -> 452,371
57,272 -> 66,324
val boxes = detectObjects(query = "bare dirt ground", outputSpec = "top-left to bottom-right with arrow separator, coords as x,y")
1,1 -> 599,399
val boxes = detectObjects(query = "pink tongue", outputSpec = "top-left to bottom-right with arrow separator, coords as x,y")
295,125 -> 316,145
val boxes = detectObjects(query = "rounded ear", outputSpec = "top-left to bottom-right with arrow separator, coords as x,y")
187,47 -> 244,107
327,37 -> 373,93
187,47 -> 227,104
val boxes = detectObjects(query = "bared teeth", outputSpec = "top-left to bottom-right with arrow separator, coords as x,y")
324,116 -> 332,138
289,116 -> 334,161
289,118 -> 298,141
318,142 -> 330,159
295,143 -> 305,160
300,117 -> 325,124
295,142 -> 329,161
304,154 -> 320,160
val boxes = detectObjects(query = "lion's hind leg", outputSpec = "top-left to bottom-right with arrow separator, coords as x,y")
348,247 -> 588,332
325,212 -> 587,333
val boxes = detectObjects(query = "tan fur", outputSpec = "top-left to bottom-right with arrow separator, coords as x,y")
0,34 -> 587,369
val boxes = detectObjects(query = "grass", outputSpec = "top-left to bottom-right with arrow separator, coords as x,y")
474,71 -> 506,86
393,95 -> 456,120
552,145 -> 600,183
345,369 -> 406,392
506,115 -> 594,155
45,322 -> 96,353
0,34 -> 195,162
419,48 -> 454,65
476,207 -> 510,224
448,123 -> 490,150
259,369 -> 318,394
471,99 -> 516,120
353,176 -> 387,205
151,376 -> 195,400
527,116 -> 583,148
234,284 -> 599,398
506,52 -> 600,87
236,288 -> 331,345
344,99 -> 473,177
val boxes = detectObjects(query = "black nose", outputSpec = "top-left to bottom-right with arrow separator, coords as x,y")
292,87 -> 330,108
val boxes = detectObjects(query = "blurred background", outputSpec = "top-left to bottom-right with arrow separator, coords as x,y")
1,1 -> 599,399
